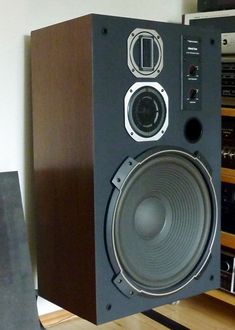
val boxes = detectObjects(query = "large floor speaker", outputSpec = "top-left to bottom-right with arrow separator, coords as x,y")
31,14 -> 221,324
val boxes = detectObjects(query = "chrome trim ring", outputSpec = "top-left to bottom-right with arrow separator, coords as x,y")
124,82 -> 169,142
127,28 -> 163,78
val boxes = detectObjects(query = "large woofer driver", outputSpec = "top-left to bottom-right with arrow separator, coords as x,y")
106,149 -> 217,297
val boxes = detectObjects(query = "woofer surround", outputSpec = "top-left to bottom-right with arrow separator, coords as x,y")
106,149 -> 218,297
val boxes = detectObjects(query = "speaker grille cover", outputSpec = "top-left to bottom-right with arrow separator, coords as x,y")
107,149 -> 217,296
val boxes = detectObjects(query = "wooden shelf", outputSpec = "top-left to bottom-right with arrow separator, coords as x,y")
40,295 -> 235,329
206,290 -> 235,306
40,310 -> 75,328
222,168 -> 235,183
222,107 -> 235,117
221,231 -> 235,250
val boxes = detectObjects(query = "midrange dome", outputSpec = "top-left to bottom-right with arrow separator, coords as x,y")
124,82 -> 169,142
106,149 -> 218,297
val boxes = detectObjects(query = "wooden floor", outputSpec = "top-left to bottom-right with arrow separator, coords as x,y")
40,294 -> 235,330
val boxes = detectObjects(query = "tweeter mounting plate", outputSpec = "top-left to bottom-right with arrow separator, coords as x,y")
127,28 -> 163,78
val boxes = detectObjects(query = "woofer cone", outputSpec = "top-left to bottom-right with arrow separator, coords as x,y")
106,149 -> 217,296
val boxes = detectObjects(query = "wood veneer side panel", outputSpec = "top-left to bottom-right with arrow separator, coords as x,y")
31,16 -> 97,322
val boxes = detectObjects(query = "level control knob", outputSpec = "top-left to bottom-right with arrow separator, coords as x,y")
189,88 -> 198,100
188,64 -> 198,77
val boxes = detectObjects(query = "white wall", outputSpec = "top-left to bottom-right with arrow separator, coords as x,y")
27,0 -> 197,30
0,0 -> 197,316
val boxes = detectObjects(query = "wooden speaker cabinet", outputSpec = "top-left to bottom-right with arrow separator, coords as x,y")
31,14 -> 221,324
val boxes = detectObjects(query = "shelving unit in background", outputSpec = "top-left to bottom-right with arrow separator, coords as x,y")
222,107 -> 235,117
206,289 -> 235,306
206,108 -> 235,304
221,107 -> 235,252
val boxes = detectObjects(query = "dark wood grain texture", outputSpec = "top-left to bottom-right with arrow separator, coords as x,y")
31,15 -> 97,323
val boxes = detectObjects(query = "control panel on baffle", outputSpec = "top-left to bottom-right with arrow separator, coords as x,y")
182,36 -> 201,111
